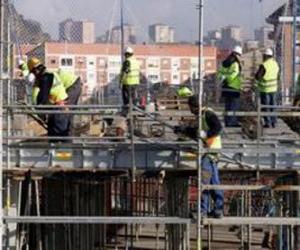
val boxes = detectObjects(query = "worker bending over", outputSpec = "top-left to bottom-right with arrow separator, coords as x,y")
217,46 -> 243,127
20,58 -> 82,106
26,58 -> 72,139
255,48 -> 279,128
174,95 -> 224,218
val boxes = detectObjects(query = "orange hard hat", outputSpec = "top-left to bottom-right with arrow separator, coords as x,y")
27,57 -> 42,72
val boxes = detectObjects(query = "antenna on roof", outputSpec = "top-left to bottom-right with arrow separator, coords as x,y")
120,0 -> 125,63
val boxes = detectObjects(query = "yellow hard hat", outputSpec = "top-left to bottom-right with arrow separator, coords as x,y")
27,57 -> 42,72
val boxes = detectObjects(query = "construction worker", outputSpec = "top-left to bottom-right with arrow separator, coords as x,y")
19,59 -> 82,106
120,47 -> 140,114
27,57 -> 71,138
217,45 -> 243,127
174,95 -> 224,218
255,48 -> 279,128
18,59 -> 35,84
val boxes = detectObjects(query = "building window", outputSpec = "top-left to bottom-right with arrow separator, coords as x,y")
173,75 -> 179,80
108,59 -> 121,68
61,58 -> 73,66
109,73 -> 118,81
99,59 -> 106,67
147,58 -> 159,68
148,74 -> 159,82
50,59 -> 56,64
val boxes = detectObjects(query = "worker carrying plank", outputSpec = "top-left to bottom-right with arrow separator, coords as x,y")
173,95 -> 224,218
255,48 -> 280,128
217,46 -> 243,127
19,57 -> 82,140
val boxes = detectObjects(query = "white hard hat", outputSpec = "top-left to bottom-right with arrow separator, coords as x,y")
233,45 -> 242,55
264,48 -> 273,56
125,47 -> 134,54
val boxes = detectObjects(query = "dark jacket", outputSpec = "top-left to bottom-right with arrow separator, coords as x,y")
182,109 -> 222,139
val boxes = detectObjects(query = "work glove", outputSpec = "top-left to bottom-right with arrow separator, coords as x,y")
27,73 -> 36,84
200,130 -> 207,139
173,125 -> 185,134
18,59 -> 25,68
219,75 -> 226,82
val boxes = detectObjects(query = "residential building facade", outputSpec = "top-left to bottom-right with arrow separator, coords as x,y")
59,19 -> 95,44
107,24 -> 136,44
14,43 -> 217,100
149,24 -> 175,43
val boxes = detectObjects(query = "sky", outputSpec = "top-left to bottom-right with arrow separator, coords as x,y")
13,0 -> 287,42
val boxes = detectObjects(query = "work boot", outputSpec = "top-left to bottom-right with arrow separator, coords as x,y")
208,209 -> 223,219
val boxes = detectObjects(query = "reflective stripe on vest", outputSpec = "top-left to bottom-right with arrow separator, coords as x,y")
121,57 -> 140,85
218,62 -> 241,91
202,108 -> 222,150
258,58 -> 279,93
32,86 -> 40,105
48,72 -> 68,104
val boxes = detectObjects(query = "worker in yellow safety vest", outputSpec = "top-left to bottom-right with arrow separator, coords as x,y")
255,48 -> 280,128
19,58 -> 82,106
173,95 -> 224,218
120,47 -> 140,115
26,57 -> 73,139
217,45 -> 243,127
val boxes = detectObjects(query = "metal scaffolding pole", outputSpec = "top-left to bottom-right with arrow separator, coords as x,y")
293,0 -> 298,96
0,0 -> 3,247
197,0 -> 204,249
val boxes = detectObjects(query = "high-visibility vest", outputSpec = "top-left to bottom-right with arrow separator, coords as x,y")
258,58 -> 279,93
32,86 -> 40,105
121,56 -> 140,85
177,86 -> 193,97
217,61 -> 242,91
202,108 -> 222,150
20,63 -> 29,77
56,69 -> 78,90
32,72 -> 68,105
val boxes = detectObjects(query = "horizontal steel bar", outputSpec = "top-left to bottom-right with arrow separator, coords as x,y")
5,136 -> 126,140
4,105 -> 121,109
4,110 -> 300,117
4,111 -> 119,115
3,216 -> 190,225
6,142 -> 300,154
203,217 -> 300,226
203,185 -> 300,191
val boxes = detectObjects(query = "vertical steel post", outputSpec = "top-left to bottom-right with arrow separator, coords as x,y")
120,0 -> 125,64
197,0 -> 204,249
292,0 -> 298,97
0,0 -> 3,248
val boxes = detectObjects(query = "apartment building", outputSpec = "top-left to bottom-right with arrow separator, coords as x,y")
14,43 -> 217,97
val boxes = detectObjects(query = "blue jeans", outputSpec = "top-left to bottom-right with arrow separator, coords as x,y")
260,92 -> 277,127
201,155 -> 224,214
224,95 -> 240,127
